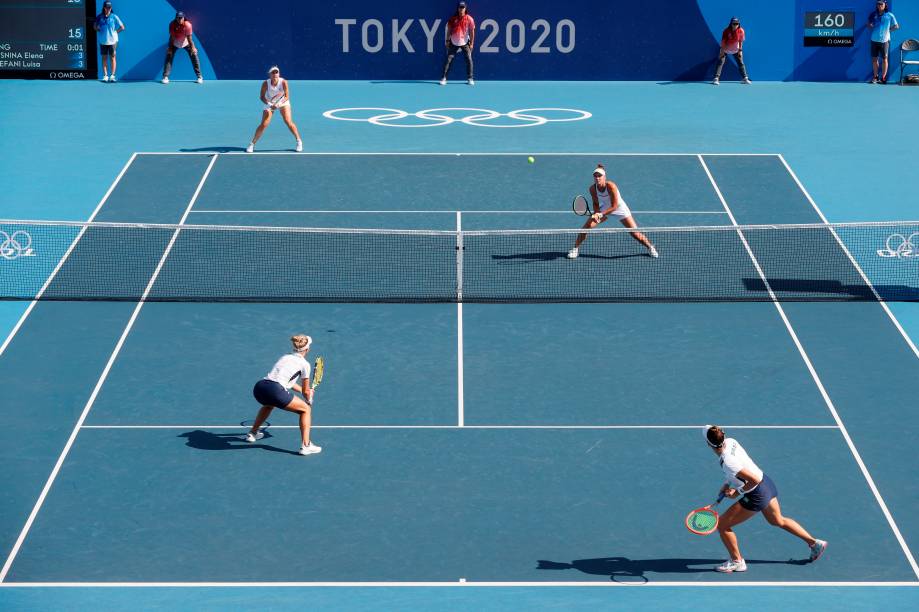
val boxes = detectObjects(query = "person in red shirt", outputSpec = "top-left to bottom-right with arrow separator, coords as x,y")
713,17 -> 750,85
439,2 -> 476,85
161,11 -> 203,84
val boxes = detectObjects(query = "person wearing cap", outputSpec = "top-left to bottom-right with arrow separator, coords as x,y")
440,2 -> 476,86
161,12 -> 203,84
713,17 -> 750,85
567,163 -> 658,260
245,334 -> 321,456
701,426 -> 826,573
246,66 -> 303,153
93,1 -> 125,83
868,1 -> 899,84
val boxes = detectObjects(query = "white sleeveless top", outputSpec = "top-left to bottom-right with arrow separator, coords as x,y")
265,78 -> 289,108
264,353 -> 310,390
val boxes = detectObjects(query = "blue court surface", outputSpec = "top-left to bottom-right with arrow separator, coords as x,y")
1,81 -> 918,611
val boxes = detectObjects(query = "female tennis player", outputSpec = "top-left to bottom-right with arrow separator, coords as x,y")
245,334 -> 321,456
567,164 -> 658,259
245,66 -> 303,153
703,425 -> 826,572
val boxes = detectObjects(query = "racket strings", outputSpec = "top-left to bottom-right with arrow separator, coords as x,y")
688,509 -> 717,532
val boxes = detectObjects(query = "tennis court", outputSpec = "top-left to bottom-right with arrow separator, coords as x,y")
1,76 -> 919,609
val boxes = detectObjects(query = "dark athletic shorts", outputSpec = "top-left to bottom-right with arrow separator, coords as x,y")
739,473 -> 778,512
871,41 -> 890,59
99,43 -> 117,57
252,379 -> 294,408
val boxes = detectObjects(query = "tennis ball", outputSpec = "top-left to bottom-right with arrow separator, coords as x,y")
527,156 -> 535,164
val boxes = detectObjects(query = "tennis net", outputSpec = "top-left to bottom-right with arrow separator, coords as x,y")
1,219 -> 917,302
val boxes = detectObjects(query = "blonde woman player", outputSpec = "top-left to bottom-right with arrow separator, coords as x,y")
246,335 -> 321,456
567,164 -> 658,259
246,66 -> 302,153
703,425 -> 826,573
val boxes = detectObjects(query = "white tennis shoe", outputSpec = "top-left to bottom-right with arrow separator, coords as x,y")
809,539 -> 827,562
468,78 -> 475,85
715,559 -> 747,573
102,75 -> 109,82
161,77 -> 169,84
196,77 -> 203,84
109,75 -> 117,82
245,431 -> 264,443
567,248 -> 579,259
300,442 -> 322,456
246,143 -> 254,153
295,140 -> 303,152
648,246 -> 659,258
439,78 -> 447,86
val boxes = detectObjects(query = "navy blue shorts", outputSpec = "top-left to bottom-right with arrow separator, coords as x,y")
252,379 -> 294,409
739,473 -> 778,512
99,44 -> 117,57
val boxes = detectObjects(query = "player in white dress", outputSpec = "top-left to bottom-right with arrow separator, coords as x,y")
246,334 -> 321,456
567,164 -> 658,259
704,425 -> 826,572
246,66 -> 303,153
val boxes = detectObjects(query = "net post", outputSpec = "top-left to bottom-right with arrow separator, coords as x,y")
456,211 -> 463,301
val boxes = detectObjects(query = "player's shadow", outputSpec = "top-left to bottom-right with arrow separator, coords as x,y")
537,556 -> 808,581
179,146 -> 248,153
492,252 -> 645,262
178,430 -> 300,455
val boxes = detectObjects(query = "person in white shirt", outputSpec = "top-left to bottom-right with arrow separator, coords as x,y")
703,425 -> 826,573
246,66 -> 303,153
246,334 -> 321,456
567,164 -> 658,260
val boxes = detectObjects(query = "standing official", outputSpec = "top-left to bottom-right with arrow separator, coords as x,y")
161,12 -> 203,84
94,1 -> 125,83
440,2 -> 476,86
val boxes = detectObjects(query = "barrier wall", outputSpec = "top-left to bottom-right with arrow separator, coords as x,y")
97,1 -> 918,81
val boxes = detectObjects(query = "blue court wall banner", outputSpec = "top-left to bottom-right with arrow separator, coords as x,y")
100,1 -> 919,81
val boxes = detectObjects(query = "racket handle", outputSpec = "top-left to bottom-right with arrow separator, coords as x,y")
716,491 -> 726,504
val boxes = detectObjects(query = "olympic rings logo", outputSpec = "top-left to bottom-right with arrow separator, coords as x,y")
877,233 -> 919,259
0,230 -> 35,261
322,107 -> 591,128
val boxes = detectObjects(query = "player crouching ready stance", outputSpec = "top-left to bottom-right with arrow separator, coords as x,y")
704,425 -> 826,572
246,334 -> 321,456
567,164 -> 658,260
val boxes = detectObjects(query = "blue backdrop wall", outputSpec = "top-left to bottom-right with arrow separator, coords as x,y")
96,1 -> 918,81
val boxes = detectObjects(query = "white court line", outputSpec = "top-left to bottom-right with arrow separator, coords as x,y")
456,211 -> 464,428
777,154 -> 919,361
79,425 -> 840,430
698,155 -> 919,581
0,154 -> 220,584
187,210 -> 728,215
0,154 -> 138,359
137,152 -> 782,157
0,580 -> 916,588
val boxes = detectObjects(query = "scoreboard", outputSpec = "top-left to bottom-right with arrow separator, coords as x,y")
803,11 -> 855,47
0,0 -> 96,79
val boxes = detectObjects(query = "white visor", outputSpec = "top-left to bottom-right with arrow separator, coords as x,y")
268,66 -> 280,75
593,167 -> 606,177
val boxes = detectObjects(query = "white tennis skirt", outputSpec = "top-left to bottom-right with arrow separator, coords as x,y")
600,199 -> 633,219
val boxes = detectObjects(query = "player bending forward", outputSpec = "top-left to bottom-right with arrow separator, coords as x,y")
703,425 -> 826,572
568,164 -> 658,259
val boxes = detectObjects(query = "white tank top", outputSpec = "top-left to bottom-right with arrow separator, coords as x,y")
264,352 -> 310,390
595,184 -> 613,212
265,77 -> 287,105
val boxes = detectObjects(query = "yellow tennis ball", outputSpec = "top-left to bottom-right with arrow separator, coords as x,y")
527,156 -> 535,164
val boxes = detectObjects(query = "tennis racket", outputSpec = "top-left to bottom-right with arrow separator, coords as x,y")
311,356 -> 324,391
240,418 -> 271,431
267,92 -> 287,110
684,491 -> 726,535
572,194 -> 591,216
